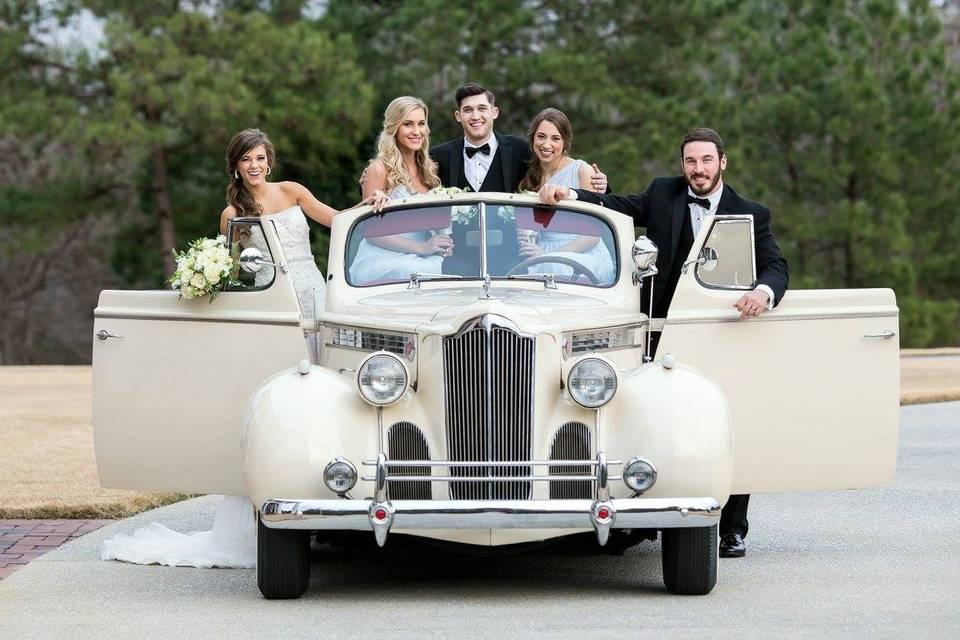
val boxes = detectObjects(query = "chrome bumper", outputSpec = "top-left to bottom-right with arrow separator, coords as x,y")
260,497 -> 720,546
259,452 -> 720,547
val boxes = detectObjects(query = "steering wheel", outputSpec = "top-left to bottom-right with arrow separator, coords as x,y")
505,255 -> 601,285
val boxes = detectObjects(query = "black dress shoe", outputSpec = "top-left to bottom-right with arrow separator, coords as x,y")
719,532 -> 746,558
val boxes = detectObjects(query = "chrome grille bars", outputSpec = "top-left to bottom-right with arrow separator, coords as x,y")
442,315 -> 535,500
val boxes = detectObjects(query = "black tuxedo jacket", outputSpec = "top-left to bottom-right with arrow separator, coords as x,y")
430,133 -> 531,193
430,133 -> 531,276
576,176 -> 789,318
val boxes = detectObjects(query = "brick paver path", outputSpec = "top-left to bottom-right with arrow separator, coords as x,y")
0,519 -> 113,579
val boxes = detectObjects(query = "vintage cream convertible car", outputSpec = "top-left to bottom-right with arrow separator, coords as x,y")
92,193 -> 900,598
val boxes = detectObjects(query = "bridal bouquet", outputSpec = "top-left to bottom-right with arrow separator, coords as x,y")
169,235 -> 238,302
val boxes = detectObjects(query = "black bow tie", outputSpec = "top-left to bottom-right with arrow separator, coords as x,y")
465,143 -> 491,158
686,195 -> 712,210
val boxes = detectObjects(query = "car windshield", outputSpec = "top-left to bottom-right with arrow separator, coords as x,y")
345,201 -> 618,287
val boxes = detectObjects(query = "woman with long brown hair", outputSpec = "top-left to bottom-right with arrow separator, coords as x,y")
516,108 -> 614,282
220,128 -> 388,322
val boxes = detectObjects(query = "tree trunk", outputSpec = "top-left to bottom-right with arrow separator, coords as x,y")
844,174 -> 859,288
152,145 -> 176,277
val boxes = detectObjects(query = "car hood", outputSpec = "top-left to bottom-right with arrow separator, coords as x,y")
326,286 -> 641,335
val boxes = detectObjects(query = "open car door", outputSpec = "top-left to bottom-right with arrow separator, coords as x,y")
93,218 -> 314,495
656,215 -> 900,493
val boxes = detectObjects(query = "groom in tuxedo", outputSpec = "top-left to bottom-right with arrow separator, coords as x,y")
430,83 -> 529,274
431,82 -> 530,193
539,127 -> 789,559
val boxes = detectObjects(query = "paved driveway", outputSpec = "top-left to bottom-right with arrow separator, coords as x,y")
1,402 -> 958,639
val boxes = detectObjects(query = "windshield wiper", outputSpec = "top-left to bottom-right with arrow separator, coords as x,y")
407,272 -> 463,289
506,273 -> 558,289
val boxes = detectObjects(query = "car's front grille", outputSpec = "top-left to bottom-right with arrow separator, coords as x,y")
442,315 -> 534,500
386,421 -> 431,500
549,422 -> 593,499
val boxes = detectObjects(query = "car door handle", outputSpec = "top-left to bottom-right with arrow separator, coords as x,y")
96,329 -> 123,341
864,330 -> 895,339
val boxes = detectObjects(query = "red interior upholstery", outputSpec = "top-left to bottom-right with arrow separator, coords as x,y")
516,208 -> 604,236
361,209 -> 453,238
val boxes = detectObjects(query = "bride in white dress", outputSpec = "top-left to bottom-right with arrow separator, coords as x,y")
101,129 -> 388,569
350,96 -> 448,283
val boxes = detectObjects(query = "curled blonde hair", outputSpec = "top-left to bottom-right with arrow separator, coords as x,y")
367,96 -> 440,194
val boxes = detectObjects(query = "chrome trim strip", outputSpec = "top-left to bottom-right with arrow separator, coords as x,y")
479,202 -> 488,277
260,497 -> 721,530
665,310 -> 898,325
93,311 -> 300,326
363,459 -> 620,467
361,474 -> 622,483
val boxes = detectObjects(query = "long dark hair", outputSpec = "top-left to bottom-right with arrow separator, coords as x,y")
225,128 -> 276,217
518,108 -> 573,192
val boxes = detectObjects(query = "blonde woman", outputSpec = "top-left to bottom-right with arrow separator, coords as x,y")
350,96 -> 451,283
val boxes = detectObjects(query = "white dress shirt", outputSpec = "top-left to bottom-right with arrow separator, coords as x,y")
463,134 -> 498,192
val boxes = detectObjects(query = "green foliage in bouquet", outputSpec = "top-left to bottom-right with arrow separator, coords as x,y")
168,236 -> 240,303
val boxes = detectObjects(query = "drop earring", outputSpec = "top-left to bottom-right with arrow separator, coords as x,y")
234,170 -> 240,180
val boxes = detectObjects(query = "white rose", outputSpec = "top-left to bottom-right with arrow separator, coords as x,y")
204,265 -> 221,283
190,273 -> 206,289
201,238 -> 217,249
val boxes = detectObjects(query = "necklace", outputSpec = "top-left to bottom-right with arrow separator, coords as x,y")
546,157 -> 571,176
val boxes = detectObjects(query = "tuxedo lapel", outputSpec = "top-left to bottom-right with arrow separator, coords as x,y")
497,133 -> 512,193
716,184 -> 736,214
670,191 -> 687,262
449,138 -> 465,189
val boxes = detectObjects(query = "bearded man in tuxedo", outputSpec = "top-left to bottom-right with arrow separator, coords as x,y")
538,127 -> 789,559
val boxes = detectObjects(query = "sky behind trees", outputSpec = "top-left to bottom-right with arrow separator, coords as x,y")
1,0 -> 958,363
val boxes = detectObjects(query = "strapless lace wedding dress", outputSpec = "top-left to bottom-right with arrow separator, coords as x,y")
262,205 -> 325,315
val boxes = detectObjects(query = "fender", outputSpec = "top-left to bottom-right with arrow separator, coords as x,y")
602,359 -> 734,504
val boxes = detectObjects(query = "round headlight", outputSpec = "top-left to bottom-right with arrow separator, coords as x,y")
323,457 -> 358,494
357,352 -> 408,406
567,357 -> 618,408
623,456 -> 657,494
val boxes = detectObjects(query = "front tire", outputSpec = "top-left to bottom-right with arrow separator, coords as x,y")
661,524 -> 718,595
257,516 -> 310,599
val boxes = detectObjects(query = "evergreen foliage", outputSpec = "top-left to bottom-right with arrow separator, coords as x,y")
1,0 -> 958,361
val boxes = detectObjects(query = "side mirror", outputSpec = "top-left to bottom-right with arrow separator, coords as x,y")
699,246 -> 719,272
681,246 -> 719,274
239,247 -> 265,273
239,247 -> 288,274
632,235 -> 659,277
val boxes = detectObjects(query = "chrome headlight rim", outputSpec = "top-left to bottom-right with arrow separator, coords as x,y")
566,356 -> 618,408
323,456 -> 358,495
356,351 -> 409,406
622,455 -> 657,494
